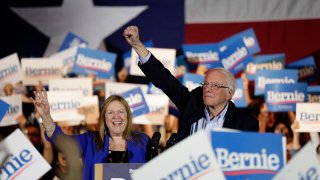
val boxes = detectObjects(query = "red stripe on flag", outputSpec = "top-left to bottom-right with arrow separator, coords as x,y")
185,19 -> 320,63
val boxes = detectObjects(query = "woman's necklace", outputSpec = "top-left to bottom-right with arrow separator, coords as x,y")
108,149 -> 127,163
108,138 -> 128,163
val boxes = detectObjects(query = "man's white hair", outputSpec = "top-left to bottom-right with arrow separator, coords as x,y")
207,68 -> 236,95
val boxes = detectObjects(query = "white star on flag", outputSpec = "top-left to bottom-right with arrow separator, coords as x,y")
11,0 -> 147,56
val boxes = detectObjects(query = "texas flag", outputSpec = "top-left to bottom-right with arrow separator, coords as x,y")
2,0 -> 320,67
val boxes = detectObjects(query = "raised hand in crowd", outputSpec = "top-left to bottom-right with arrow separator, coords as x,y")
124,26 -> 149,58
30,88 -> 56,137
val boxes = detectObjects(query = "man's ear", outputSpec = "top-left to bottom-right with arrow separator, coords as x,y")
227,89 -> 233,100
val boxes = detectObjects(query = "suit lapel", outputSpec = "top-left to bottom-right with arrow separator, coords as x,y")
223,101 -> 235,129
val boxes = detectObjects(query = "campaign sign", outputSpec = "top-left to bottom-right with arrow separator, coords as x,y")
0,129 -> 51,180
120,87 -> 149,118
182,43 -> 222,70
0,53 -> 23,89
296,103 -> 320,132
182,73 -> 204,91
131,131 -> 226,180
79,95 -> 99,125
0,95 -> 22,127
21,57 -> 64,86
307,86 -> 320,103
130,47 -> 176,77
49,78 -> 93,96
264,83 -> 307,112
245,53 -> 285,81
122,40 -> 153,70
232,79 -> 247,108
211,131 -> 285,180
133,94 -> 169,125
287,56 -> 318,84
105,82 -> 148,97
73,48 -> 117,80
273,141 -> 320,180
255,69 -> 298,96
50,46 -> 78,75
218,28 -> 260,55
0,99 -> 10,122
219,39 -> 253,75
46,91 -> 85,122
58,32 -> 88,52
95,163 -> 144,180
53,94 -> 99,126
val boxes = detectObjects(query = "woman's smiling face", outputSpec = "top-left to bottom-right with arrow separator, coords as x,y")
105,100 -> 128,137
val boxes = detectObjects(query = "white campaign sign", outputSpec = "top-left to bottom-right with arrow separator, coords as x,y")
296,103 -> 320,132
131,131 -> 225,180
49,77 -> 93,96
105,82 -> 148,97
0,129 -> 51,180
0,53 -> 24,89
21,57 -> 64,86
80,95 -> 99,125
0,95 -> 22,127
133,94 -> 169,125
130,47 -> 176,77
46,91 -> 84,122
50,46 -> 85,75
273,141 -> 320,180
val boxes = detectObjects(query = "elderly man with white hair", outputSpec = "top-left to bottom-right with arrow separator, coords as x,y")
124,26 -> 259,141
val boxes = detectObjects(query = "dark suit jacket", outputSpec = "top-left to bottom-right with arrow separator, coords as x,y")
139,54 -> 259,141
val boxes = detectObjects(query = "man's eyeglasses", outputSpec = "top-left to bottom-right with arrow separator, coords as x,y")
201,81 -> 229,90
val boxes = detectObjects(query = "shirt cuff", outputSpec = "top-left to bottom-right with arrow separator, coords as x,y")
138,51 -> 151,65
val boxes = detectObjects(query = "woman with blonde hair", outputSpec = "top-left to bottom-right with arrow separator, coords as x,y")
31,88 -> 149,180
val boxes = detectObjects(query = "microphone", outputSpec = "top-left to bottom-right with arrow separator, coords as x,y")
146,132 -> 161,161
164,133 -> 177,151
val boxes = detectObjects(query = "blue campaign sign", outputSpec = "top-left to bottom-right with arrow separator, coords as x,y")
264,83 -> 308,112
120,87 -> 149,118
182,73 -> 204,91
307,85 -> 320,103
211,131 -> 284,180
0,99 -> 10,122
219,39 -> 253,75
122,40 -> 154,70
58,32 -> 88,52
218,28 -> 261,55
255,69 -> 298,96
232,79 -> 247,108
182,43 -> 222,70
73,48 -> 117,80
246,53 -> 285,81
287,56 -> 318,84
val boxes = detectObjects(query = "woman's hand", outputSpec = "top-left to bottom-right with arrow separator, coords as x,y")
30,87 -> 55,137
30,87 -> 50,118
